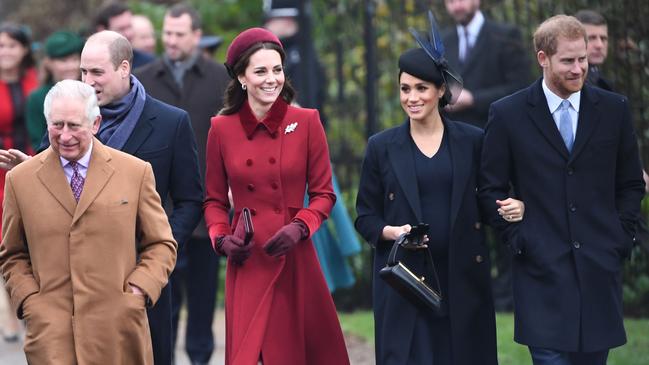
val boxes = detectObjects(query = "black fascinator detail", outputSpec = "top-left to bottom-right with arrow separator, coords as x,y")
408,11 -> 463,105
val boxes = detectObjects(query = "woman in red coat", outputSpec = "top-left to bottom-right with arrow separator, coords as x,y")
203,28 -> 349,365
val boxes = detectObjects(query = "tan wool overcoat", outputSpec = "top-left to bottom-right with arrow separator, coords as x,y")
0,139 -> 177,364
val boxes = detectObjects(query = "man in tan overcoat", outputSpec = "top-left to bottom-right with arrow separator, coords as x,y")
0,79 -> 177,364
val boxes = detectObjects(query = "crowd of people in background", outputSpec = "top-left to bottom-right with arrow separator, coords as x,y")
0,0 -> 645,364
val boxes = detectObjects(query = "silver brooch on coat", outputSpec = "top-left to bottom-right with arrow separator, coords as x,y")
284,122 -> 298,134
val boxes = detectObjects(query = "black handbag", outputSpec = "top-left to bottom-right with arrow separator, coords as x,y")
379,234 -> 443,313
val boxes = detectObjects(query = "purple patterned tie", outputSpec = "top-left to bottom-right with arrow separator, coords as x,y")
69,161 -> 85,202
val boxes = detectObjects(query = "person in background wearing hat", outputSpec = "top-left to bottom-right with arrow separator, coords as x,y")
25,31 -> 84,150
204,27 -> 349,364
264,0 -> 362,294
0,23 -> 38,343
136,4 -> 229,365
479,15 -> 644,364
131,14 -> 157,56
262,0 -> 326,122
355,13 -> 524,364
198,35 -> 223,60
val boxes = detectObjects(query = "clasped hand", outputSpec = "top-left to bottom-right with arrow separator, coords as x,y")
497,198 -> 525,222
382,224 -> 429,250
216,235 -> 252,265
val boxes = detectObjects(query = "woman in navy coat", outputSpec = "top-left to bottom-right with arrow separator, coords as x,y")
355,34 -> 525,364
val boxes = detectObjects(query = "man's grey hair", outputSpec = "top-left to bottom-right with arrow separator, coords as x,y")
44,79 -> 101,125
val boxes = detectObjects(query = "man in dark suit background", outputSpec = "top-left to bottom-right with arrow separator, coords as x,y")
574,9 -> 613,92
0,30 -> 203,365
479,15 -> 644,365
442,0 -> 531,128
135,4 -> 229,364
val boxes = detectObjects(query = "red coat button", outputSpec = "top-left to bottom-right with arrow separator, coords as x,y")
250,208 -> 257,216
274,208 -> 281,214
247,184 -> 255,191
269,157 -> 276,164
271,182 -> 279,190
246,159 -> 253,166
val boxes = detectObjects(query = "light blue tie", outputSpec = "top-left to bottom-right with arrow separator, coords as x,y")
559,100 -> 574,152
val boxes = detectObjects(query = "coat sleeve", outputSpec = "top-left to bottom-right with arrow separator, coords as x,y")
614,97 -> 645,251
354,137 -> 389,247
128,163 -> 177,306
0,171 -> 40,318
25,91 -> 46,151
478,103 -> 522,254
203,118 -> 233,244
167,111 -> 203,249
294,110 -> 336,237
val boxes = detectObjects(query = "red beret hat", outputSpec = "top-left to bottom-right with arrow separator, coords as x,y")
225,27 -> 283,68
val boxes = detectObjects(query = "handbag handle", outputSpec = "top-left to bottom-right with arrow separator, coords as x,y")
387,234 -> 443,297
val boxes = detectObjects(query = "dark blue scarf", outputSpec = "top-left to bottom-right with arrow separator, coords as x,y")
98,75 -> 146,150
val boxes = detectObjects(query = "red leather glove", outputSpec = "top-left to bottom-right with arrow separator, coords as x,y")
215,235 -> 252,265
263,220 -> 309,257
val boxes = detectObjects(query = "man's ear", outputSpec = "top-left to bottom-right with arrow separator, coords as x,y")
91,115 -> 102,134
537,51 -> 548,68
120,60 -> 131,79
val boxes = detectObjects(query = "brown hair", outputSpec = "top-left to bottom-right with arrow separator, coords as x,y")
220,41 -> 295,115
574,9 -> 607,26
108,36 -> 133,69
533,15 -> 587,56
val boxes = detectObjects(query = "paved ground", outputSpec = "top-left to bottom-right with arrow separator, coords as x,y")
0,309 -> 375,365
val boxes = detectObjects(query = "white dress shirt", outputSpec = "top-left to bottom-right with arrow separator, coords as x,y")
60,141 -> 93,184
542,79 -> 581,136
456,10 -> 485,61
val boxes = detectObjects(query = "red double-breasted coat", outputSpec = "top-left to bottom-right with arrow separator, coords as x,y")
204,98 -> 349,365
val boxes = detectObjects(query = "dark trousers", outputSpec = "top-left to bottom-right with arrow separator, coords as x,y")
171,236 -> 220,363
529,347 -> 609,365
148,284 -> 173,365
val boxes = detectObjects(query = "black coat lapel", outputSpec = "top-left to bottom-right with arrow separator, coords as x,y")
570,85 -> 600,161
527,80 -> 570,160
387,121 -> 423,222
121,98 -> 154,154
446,120 -> 471,234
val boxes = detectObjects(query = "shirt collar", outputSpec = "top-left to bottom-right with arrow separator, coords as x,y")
456,10 -> 485,39
163,50 -> 200,72
60,140 -> 93,169
239,98 -> 289,139
542,78 -> 581,113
